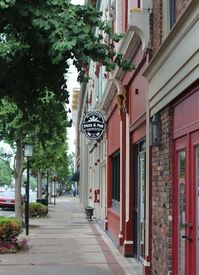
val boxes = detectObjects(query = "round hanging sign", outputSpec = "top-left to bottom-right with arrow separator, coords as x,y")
82,111 -> 105,140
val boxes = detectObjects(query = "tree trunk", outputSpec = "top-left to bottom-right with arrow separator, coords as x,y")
37,171 -> 42,199
15,139 -> 24,220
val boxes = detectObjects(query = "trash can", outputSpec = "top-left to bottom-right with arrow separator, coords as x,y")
36,198 -> 48,206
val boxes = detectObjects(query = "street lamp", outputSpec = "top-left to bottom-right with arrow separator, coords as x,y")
24,144 -> 33,236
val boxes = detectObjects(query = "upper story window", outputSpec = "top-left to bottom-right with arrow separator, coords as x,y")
168,0 -> 176,29
111,150 -> 120,211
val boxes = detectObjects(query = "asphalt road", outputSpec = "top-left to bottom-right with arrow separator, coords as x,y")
0,208 -> 14,217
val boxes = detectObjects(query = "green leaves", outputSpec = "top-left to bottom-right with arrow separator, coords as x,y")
0,0 -> 133,108
0,0 -> 15,10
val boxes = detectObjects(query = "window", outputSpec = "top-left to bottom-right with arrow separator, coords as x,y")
169,0 -> 176,29
112,151 -> 120,211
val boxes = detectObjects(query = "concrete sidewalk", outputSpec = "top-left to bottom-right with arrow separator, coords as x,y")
0,197 -> 142,275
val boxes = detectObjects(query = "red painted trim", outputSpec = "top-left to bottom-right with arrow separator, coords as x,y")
121,111 -> 126,247
107,156 -> 112,209
122,0 -> 128,32
89,223 -> 125,275
146,146 -> 153,273
173,121 -> 199,139
172,81 -> 199,108
130,143 -> 135,255
190,131 -> 199,275
173,137 -> 187,275
124,130 -> 134,257
123,54 -> 147,87
132,123 -> 146,143
129,114 -> 146,133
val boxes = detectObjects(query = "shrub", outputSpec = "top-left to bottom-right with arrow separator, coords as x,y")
0,217 -> 27,254
29,202 -> 48,217
0,217 -> 22,242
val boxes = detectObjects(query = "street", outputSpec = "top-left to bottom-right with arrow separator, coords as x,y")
0,208 -> 14,217
0,191 -> 37,217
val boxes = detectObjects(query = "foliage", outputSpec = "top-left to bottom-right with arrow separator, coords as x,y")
0,93 -> 70,218
0,92 -> 70,169
0,216 -> 22,242
0,237 -> 28,254
28,202 -> 48,218
0,149 -> 13,186
0,216 -> 27,254
0,0 -> 133,110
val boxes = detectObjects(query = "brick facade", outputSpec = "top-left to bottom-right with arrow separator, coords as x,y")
151,106 -> 173,275
151,0 -> 162,55
176,0 -> 189,19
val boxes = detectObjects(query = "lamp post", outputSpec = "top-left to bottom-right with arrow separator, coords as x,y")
24,144 -> 33,236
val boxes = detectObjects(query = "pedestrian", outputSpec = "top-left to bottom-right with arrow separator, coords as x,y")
72,184 -> 76,197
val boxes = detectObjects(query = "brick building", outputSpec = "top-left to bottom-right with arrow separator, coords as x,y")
77,0 -> 199,274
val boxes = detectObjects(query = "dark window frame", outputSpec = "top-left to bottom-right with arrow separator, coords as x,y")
169,0 -> 176,29
111,150 -> 120,211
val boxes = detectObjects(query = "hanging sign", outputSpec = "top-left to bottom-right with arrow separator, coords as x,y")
82,111 -> 105,140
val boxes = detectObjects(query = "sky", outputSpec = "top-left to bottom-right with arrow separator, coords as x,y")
67,0 -> 85,154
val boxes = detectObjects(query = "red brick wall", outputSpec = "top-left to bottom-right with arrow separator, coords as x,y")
151,106 -> 173,275
151,0 -> 162,55
176,0 -> 188,19
151,0 -> 189,56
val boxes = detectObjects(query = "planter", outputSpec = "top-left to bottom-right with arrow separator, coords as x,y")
85,207 -> 94,221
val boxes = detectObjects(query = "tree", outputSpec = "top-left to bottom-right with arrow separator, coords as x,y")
0,92 -> 70,219
0,149 -> 13,187
0,0 -> 133,111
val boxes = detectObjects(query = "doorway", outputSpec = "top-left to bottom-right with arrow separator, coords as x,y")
134,139 -> 146,262
174,131 -> 199,275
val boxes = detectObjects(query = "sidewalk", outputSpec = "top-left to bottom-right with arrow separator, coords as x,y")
0,197 -> 142,275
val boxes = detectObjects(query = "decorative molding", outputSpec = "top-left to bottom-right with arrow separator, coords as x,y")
100,31 -> 141,113
124,240 -> 133,245
116,86 -> 127,115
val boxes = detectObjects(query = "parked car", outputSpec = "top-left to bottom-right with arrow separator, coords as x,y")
0,191 -> 16,209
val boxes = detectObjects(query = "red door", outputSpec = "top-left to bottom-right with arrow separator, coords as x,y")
174,131 -> 199,275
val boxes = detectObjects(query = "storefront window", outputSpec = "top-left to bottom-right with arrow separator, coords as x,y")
111,151 -> 120,211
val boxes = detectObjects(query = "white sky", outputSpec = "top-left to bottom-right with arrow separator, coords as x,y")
67,64 -> 79,154
67,0 -> 85,154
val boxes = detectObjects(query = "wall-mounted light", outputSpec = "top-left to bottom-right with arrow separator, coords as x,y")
150,113 -> 161,146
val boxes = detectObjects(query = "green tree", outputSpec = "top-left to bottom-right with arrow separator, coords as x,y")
0,92 -> 70,219
0,0 -> 133,111
0,150 -> 13,187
